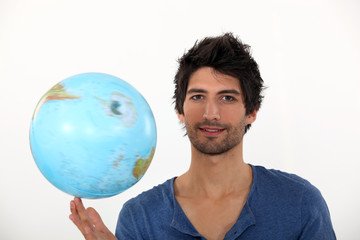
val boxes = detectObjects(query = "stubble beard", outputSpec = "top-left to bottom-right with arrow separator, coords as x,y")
185,119 -> 247,155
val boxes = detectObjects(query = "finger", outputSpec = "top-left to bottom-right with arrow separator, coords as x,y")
87,207 -> 110,232
74,197 -> 94,230
69,213 -> 86,236
69,199 -> 87,236
84,225 -> 98,240
70,199 -> 81,219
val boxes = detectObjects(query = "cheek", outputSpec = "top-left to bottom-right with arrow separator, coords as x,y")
224,111 -> 248,127
183,103 -> 203,120
222,110 -> 242,121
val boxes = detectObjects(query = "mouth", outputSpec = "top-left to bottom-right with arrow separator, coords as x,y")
199,127 -> 225,136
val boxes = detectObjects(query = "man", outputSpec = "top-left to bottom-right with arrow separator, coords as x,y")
70,33 -> 336,239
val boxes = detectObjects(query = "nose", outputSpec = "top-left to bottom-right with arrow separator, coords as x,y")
203,100 -> 220,121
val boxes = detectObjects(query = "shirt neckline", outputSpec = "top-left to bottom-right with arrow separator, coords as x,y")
170,164 -> 257,239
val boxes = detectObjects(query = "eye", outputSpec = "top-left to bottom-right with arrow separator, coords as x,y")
190,95 -> 204,101
221,95 -> 235,102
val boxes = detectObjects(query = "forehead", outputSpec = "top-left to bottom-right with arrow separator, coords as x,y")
187,67 -> 241,92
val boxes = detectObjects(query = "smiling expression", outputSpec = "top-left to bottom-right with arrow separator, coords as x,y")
178,67 -> 257,155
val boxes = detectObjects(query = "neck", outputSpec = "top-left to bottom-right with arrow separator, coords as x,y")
177,141 -> 252,199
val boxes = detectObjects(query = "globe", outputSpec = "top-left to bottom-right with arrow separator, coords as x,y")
29,73 -> 157,199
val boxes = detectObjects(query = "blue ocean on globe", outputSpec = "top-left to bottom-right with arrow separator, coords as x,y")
30,73 -> 157,199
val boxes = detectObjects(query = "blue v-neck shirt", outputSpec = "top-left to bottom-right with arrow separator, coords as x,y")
115,165 -> 336,239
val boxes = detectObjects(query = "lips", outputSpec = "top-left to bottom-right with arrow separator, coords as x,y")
199,126 -> 225,136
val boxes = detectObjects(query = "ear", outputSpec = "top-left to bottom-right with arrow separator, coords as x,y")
245,110 -> 257,125
177,112 -> 185,123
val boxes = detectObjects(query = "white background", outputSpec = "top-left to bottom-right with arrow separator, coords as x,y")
1,0 -> 359,239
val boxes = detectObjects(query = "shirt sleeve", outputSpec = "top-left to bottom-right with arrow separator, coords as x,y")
115,203 -> 137,240
299,183 -> 336,239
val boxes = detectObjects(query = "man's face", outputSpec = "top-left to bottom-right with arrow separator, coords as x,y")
178,67 -> 257,155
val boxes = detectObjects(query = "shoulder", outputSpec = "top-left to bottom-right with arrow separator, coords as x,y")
250,165 -> 336,238
252,165 -> 317,195
115,178 -> 177,239
253,165 -> 308,184
249,165 -> 323,220
123,177 -> 175,211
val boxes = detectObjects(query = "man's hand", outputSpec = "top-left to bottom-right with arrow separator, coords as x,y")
69,197 -> 117,240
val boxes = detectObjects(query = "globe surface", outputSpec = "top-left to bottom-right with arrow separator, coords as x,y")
30,73 -> 156,199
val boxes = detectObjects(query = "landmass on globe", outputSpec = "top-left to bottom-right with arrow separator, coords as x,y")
43,83 -> 81,103
96,92 -> 137,126
132,147 -> 155,180
32,83 -> 81,120
112,155 -> 124,168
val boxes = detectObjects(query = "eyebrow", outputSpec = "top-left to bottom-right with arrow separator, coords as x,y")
218,89 -> 241,95
187,88 -> 207,94
187,88 -> 241,96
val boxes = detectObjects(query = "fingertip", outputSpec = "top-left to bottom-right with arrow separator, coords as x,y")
87,206 -> 95,211
74,197 -> 82,206
87,207 -> 99,218
86,207 -> 95,217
